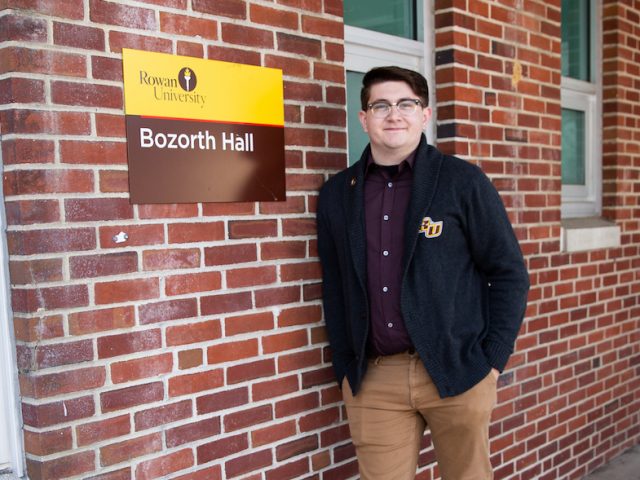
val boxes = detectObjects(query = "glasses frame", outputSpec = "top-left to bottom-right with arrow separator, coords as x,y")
366,98 -> 424,118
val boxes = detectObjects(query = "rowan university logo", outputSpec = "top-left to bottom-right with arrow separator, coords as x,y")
419,217 -> 443,238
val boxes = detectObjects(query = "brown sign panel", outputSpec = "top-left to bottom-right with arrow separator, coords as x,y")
126,116 -> 285,203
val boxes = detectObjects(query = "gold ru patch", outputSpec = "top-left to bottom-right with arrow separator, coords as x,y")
419,217 -> 443,238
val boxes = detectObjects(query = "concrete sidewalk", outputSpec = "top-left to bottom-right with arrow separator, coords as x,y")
582,444 -> 640,480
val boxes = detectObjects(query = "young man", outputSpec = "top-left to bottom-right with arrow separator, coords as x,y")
317,66 -> 529,479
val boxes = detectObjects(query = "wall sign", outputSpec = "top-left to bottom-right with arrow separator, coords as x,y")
122,49 -> 285,203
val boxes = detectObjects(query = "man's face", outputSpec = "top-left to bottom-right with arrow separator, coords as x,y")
358,81 -> 431,162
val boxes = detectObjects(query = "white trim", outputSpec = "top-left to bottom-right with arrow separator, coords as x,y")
561,217 -> 621,252
0,140 -> 25,477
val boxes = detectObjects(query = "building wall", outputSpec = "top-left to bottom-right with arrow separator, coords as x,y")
0,1 -> 638,480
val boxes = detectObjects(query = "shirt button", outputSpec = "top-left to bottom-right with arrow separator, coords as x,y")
383,250 -> 389,256
382,286 -> 388,292
383,214 -> 389,221
387,323 -> 394,328
387,182 -> 393,188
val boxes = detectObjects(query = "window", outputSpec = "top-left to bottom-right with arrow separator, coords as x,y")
560,0 -> 601,218
344,0 -> 435,164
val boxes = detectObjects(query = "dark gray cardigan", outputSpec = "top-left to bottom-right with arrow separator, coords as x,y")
317,136 -> 530,398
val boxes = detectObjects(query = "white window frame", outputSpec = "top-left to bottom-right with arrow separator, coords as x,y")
560,0 -> 602,219
344,0 -> 436,162
0,145 -> 25,478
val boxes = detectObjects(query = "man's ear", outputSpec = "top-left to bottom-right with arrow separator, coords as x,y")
358,110 -> 368,133
422,107 -> 432,130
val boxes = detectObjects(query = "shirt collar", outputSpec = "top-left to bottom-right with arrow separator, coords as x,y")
365,149 -> 417,177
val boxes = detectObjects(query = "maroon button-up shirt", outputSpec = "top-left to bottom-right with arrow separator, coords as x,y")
364,152 -> 416,356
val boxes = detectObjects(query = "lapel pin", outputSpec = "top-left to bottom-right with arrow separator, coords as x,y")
350,177 -> 357,187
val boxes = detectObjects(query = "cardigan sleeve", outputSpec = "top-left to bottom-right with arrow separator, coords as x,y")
316,182 -> 352,385
464,170 -> 530,371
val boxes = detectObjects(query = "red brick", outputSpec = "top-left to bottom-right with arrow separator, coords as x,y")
228,220 -> 278,239
1,0 -> 84,19
12,284 -> 89,313
252,375 -> 299,402
27,451 -> 95,480
84,468 -> 131,480
227,359 -> 276,384
139,298 -> 198,325
66,198 -> 133,222
200,292 -> 252,316
221,23 -> 274,48
299,407 -> 340,432
225,449 -> 272,478
193,0 -> 246,19
204,243 -> 257,266
207,45 -> 261,66
196,388 -> 248,415
277,32 -> 322,57
137,204 -> 199,219
4,169 -> 94,195
178,349 -> 203,370
52,81 -> 122,108
284,81 -> 323,102
22,395 -> 94,428
98,330 -> 161,359
99,224 -> 165,248
95,114 -> 125,136
282,217 -> 317,236
224,405 -> 273,432
136,449 -> 194,480
134,400 -> 192,431
225,312 -> 274,336
76,415 -> 131,446
60,140 -> 127,165
226,265 -> 277,288
252,420 -> 297,447
13,315 -> 64,342
279,305 -> 322,327
263,329 -> 309,354
207,339 -> 258,364
278,349 -> 322,373
172,466 -> 222,480
9,258 -> 62,285
167,320 -> 222,346
33,339 -> 93,369
255,286 -> 301,307
260,196 -> 306,215
0,77 -> 45,103
99,170 -> 128,193
275,392 -> 319,418
0,47 -> 87,77
1,138 -> 55,165
143,248 -> 200,271
5,199 -> 59,225
169,369 -> 224,397
160,12 -> 217,40
167,222 -> 225,243
197,433 -> 248,465
280,261 -> 322,282
100,433 -> 162,466
69,306 -> 135,335
101,383 -> 164,413
24,427 -> 72,456
95,278 -> 159,304
265,54 -> 311,79
166,271 -> 222,296
111,353 -> 173,383
21,366 -> 105,399
53,21 -> 105,50
166,418 -> 221,448
276,435 -> 318,461
92,56 -> 123,81
302,15 -> 342,38
108,30 -> 173,54
305,106 -> 346,127
89,0 -> 156,29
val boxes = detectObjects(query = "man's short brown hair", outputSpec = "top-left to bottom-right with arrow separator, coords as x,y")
360,66 -> 430,111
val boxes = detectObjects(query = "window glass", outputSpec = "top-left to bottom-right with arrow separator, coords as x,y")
561,108 -> 586,186
561,0 -> 590,81
344,0 -> 419,40
347,71 -> 369,164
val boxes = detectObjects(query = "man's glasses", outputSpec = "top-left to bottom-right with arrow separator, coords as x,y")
366,98 -> 424,118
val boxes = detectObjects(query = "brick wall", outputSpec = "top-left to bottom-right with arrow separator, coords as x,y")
0,1 -> 638,480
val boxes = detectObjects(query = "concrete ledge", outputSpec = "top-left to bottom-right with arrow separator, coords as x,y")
561,217 -> 621,252
582,444 -> 640,480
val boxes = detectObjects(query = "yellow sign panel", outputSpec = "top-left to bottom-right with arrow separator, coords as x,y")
123,48 -> 284,126
122,49 -> 285,204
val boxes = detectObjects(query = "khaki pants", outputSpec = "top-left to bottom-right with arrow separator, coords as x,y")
342,352 -> 497,480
